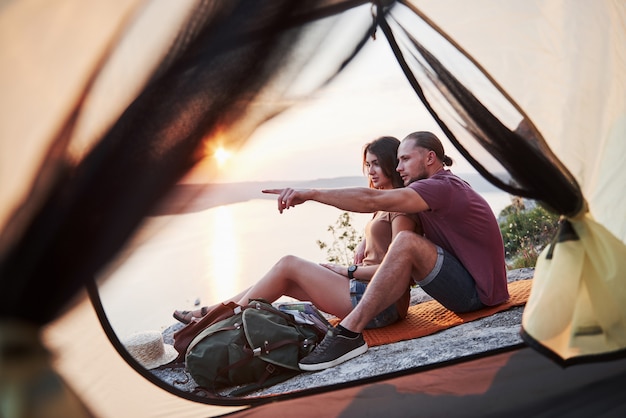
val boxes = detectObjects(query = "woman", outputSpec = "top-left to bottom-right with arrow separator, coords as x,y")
173,136 -> 417,329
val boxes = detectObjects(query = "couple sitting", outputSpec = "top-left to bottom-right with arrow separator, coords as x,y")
174,131 -> 508,371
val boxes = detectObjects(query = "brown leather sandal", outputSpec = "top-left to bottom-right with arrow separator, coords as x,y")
172,306 -> 208,324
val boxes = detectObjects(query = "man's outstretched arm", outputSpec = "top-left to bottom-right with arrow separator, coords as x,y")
262,187 -> 428,214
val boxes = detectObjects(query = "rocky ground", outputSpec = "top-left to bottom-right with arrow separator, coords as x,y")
152,268 -> 534,399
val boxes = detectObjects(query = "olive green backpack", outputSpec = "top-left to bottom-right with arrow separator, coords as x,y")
185,299 -> 327,396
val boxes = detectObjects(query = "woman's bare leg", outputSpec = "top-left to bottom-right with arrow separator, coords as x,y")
234,255 -> 353,319
175,255 -> 353,322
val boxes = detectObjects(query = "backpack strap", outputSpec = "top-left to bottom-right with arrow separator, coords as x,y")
173,301 -> 242,362
211,340 -> 291,396
227,362 -> 297,396
248,300 -> 295,323
214,336 -> 304,379
194,361 -> 296,398
254,337 -> 317,355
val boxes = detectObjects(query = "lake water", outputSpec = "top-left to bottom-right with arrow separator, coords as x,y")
98,192 -> 512,338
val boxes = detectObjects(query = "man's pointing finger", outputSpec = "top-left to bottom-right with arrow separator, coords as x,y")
261,189 -> 281,195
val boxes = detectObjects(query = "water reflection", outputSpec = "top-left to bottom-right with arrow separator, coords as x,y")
97,199 -> 364,338
206,205 -> 240,302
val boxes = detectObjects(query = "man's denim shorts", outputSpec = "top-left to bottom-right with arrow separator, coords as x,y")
415,246 -> 485,313
350,279 -> 400,329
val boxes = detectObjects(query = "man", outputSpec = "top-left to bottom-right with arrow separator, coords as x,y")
263,131 -> 508,371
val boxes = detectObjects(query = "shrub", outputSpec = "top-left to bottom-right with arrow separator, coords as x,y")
316,212 -> 363,265
317,198 -> 560,270
499,198 -> 559,268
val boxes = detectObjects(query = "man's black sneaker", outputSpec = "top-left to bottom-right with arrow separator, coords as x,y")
298,328 -> 368,371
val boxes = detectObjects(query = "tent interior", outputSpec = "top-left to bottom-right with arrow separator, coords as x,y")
1,0 -> 624,416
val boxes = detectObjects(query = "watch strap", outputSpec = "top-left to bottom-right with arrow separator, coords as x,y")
348,265 -> 357,280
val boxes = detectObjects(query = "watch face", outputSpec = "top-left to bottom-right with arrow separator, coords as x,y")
348,265 -> 357,272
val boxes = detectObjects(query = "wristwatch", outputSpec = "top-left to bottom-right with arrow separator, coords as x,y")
347,264 -> 358,280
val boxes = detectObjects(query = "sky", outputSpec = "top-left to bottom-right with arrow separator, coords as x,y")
182,27 -> 477,184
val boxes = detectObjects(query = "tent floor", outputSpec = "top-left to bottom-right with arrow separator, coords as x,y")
224,346 -> 626,417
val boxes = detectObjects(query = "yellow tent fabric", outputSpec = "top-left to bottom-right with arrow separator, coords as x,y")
0,0 -> 198,257
411,0 -> 625,241
0,1 -> 246,416
409,0 -> 626,362
1,0 -> 624,416
523,214 -> 626,361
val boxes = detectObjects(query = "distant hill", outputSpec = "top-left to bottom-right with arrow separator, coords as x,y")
152,174 -> 506,215
205,172 -> 503,195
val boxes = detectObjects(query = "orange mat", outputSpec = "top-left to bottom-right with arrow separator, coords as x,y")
331,279 -> 532,347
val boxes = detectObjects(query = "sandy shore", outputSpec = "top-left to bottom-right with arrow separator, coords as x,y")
151,268 -> 534,399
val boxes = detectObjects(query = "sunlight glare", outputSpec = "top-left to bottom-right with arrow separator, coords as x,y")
214,146 -> 232,167
206,206 -> 240,301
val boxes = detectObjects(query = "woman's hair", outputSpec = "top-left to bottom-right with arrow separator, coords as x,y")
404,131 -> 453,167
362,136 -> 404,189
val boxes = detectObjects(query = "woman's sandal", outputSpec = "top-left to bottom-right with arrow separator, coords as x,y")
173,306 -> 209,324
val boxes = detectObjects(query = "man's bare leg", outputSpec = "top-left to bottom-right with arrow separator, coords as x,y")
298,231 -> 439,371
340,231 -> 439,333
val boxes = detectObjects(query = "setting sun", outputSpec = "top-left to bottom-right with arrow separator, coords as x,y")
214,147 -> 232,166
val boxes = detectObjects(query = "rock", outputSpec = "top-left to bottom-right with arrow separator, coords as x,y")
152,268 -> 534,398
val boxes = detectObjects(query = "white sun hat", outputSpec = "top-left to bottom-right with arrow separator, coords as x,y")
122,331 -> 178,370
